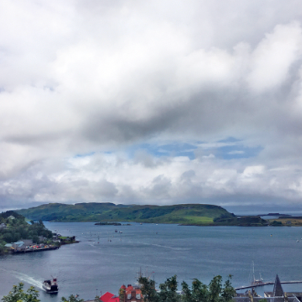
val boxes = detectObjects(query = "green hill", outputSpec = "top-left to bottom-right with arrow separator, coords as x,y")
16,203 -> 236,225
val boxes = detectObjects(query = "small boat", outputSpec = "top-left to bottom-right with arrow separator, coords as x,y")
42,278 -> 58,294
251,262 -> 264,286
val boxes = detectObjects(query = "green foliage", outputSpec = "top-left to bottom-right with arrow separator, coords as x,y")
158,275 -> 180,302
138,276 -> 159,302
32,236 -> 40,244
182,278 -> 209,302
221,275 -> 236,302
2,284 -> 85,302
139,275 -> 235,302
182,275 -> 235,302
2,282 -> 40,302
209,275 -> 222,302
61,294 -> 84,302
119,287 -> 126,302
214,216 -> 268,226
270,220 -> 283,226
0,211 -> 53,247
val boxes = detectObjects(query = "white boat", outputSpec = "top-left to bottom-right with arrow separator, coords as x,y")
42,278 -> 58,294
251,262 -> 264,286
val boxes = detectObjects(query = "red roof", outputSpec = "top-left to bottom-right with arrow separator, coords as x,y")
100,292 -> 119,302
108,296 -> 119,302
100,292 -> 114,302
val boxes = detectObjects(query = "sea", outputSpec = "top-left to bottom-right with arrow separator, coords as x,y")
1,222 -> 302,301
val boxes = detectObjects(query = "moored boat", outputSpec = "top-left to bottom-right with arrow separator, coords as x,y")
42,278 -> 58,294
251,261 -> 264,286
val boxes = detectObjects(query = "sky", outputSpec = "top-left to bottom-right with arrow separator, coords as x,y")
1,0 -> 302,213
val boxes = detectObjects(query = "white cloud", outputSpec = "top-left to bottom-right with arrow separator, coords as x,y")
1,0 -> 302,210
247,22 -> 302,92
242,166 -> 265,178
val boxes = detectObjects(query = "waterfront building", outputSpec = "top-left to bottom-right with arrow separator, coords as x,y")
119,284 -> 143,302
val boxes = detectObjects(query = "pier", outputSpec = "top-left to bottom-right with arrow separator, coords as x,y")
235,281 -> 302,291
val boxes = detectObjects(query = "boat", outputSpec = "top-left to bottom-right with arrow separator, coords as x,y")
251,261 -> 264,286
42,277 -> 58,294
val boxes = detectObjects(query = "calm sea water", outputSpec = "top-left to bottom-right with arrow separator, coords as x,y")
1,222 -> 302,301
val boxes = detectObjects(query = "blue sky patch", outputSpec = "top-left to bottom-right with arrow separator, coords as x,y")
75,137 -> 262,161
74,151 -> 96,158
126,142 -> 198,159
199,137 -> 262,160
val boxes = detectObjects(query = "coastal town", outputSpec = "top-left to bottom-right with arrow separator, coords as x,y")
81,275 -> 302,302
82,275 -> 302,302
3,233 -> 77,253
0,211 -> 78,254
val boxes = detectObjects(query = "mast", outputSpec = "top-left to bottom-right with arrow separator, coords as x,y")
252,261 -> 255,283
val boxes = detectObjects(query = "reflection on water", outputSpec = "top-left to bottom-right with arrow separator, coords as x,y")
1,223 -> 302,301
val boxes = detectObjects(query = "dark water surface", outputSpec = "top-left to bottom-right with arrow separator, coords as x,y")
1,222 -> 302,301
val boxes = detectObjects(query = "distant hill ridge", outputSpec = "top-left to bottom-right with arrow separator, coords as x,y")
16,203 -> 237,225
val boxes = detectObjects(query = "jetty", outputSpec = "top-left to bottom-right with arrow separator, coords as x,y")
235,280 -> 302,290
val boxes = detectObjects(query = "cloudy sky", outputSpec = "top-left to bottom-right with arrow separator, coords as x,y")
1,0 -> 302,213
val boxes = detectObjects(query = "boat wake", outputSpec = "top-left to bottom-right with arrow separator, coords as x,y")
149,243 -> 191,251
11,270 -> 43,290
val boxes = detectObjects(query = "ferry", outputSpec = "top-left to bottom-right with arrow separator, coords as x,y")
42,278 -> 58,294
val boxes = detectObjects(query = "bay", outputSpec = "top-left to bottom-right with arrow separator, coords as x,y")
1,222 -> 302,301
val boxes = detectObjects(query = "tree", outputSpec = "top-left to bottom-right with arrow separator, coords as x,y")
182,278 -> 209,302
138,276 -> 158,302
119,286 -> 126,302
32,235 -> 40,244
221,275 -> 236,302
181,276 -> 235,302
2,282 -> 40,302
158,275 -> 180,302
61,294 -> 84,302
139,275 -> 235,302
181,281 -> 192,302
209,275 -> 222,302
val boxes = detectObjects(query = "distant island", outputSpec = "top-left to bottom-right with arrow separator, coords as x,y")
14,202 -> 280,226
95,222 -> 121,226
